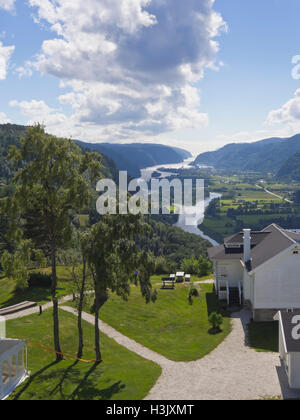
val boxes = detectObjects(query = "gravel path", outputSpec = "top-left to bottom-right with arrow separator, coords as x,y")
5,298 -> 300,400
60,306 -> 299,400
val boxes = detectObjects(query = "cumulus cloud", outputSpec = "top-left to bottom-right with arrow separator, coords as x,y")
24,0 -> 226,140
0,42 -> 15,80
0,0 -> 15,12
266,89 -> 300,125
0,112 -> 11,124
9,99 -> 69,133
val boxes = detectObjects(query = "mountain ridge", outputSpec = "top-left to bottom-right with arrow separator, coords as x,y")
193,134 -> 300,173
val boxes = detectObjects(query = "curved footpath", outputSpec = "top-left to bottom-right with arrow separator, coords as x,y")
4,293 -> 300,400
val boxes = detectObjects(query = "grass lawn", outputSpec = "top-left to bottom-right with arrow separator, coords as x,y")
248,321 -> 278,353
7,309 -> 161,400
0,266 -> 74,309
68,279 -> 232,362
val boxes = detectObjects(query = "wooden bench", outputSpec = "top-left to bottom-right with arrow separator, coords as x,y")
161,278 -> 175,289
0,301 -> 37,316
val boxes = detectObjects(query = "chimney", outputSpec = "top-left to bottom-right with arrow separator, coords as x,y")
243,229 -> 251,263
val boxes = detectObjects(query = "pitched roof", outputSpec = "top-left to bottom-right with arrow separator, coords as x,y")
0,339 -> 25,356
208,224 -> 299,272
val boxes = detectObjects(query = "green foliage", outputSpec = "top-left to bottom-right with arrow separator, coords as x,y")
208,312 -> 223,332
137,218 -> 210,266
188,286 -> 199,305
181,255 -> 211,276
1,240 -> 32,291
28,272 -> 52,289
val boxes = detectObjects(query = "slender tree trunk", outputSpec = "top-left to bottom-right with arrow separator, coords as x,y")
51,239 -> 63,362
94,301 -> 102,363
77,259 -> 86,359
93,284 -> 108,362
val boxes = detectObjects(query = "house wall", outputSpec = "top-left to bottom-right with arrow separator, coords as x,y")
254,248 -> 300,311
215,260 -> 243,289
288,353 -> 300,389
243,270 -> 254,307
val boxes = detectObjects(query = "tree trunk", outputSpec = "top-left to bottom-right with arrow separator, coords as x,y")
93,287 -> 108,363
94,302 -> 102,363
51,239 -> 63,362
77,260 -> 86,359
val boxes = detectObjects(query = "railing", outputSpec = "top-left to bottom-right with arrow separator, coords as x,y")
238,281 -> 242,306
226,281 -> 230,306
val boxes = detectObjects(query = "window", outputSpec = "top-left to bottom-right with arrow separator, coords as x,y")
10,355 -> 17,378
2,361 -> 9,385
18,349 -> 24,373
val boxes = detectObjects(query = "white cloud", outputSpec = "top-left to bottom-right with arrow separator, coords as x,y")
9,99 -> 69,133
0,112 -> 11,124
0,0 -> 15,12
266,89 -> 300,125
0,42 -> 15,80
24,0 -> 226,141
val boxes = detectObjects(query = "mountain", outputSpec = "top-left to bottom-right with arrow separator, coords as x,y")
193,134 -> 300,173
76,141 -> 192,177
0,124 -> 118,184
277,151 -> 300,181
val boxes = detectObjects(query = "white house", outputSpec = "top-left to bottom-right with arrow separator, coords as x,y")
0,338 -> 28,400
208,224 -> 300,322
274,310 -> 300,389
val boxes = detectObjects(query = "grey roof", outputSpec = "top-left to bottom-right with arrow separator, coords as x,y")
208,224 -> 299,272
0,339 -> 25,355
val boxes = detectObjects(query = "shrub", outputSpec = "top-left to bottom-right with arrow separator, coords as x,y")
28,272 -> 52,289
208,312 -> 223,332
188,286 -> 199,305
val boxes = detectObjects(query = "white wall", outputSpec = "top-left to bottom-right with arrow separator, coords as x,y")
254,248 -> 300,310
215,260 -> 243,289
243,270 -> 254,305
288,353 -> 300,389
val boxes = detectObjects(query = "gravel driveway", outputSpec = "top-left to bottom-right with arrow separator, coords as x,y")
60,306 -> 300,400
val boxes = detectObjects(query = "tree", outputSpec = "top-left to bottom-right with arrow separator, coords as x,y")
87,214 -> 157,362
5,125 -> 101,361
62,231 -> 93,359
208,312 -> 223,332
1,240 -> 32,291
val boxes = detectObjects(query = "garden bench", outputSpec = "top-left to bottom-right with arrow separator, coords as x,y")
162,278 -> 175,289
0,301 -> 37,316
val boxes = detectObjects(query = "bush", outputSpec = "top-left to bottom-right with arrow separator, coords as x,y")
208,312 -> 223,332
28,272 -> 52,289
188,286 -> 199,305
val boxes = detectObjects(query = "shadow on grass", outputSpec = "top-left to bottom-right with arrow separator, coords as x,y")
205,292 -> 230,318
13,360 -> 126,400
208,327 -> 223,335
0,287 -> 67,309
12,360 -> 60,400
247,321 -> 278,352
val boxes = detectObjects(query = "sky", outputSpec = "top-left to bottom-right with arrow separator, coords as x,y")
1,0 -> 300,155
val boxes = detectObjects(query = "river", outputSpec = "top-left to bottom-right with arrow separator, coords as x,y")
138,159 -> 221,246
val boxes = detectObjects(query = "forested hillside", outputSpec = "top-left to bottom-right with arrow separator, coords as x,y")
277,151 -> 300,181
76,141 -> 191,177
0,124 -> 118,188
193,134 -> 300,173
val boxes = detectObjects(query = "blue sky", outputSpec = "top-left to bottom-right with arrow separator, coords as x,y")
1,0 -> 300,154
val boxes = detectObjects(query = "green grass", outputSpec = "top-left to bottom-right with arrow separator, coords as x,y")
0,267 -> 73,309
7,309 -> 161,400
248,321 -> 278,353
68,281 -> 231,362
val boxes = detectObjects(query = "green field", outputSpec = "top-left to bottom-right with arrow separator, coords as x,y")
68,279 -> 232,362
248,322 -> 278,353
0,266 -> 73,309
7,309 -> 161,400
